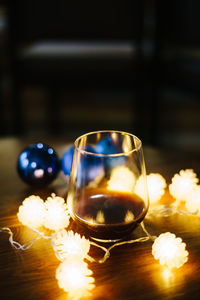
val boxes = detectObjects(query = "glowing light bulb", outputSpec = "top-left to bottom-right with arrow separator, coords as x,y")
135,173 -> 166,203
17,195 -> 46,228
56,258 -> 95,300
107,165 -> 135,193
169,169 -> 198,207
44,194 -> 70,231
185,185 -> 200,214
152,232 -> 188,269
147,173 -> 166,203
51,230 -> 90,261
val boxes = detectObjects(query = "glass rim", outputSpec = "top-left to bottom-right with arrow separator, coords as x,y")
74,130 -> 142,157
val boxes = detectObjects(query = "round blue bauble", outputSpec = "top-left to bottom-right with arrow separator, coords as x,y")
95,136 -> 125,169
95,136 -> 118,155
61,145 -> 74,176
17,142 -> 60,187
61,145 -> 104,186
77,145 -> 104,186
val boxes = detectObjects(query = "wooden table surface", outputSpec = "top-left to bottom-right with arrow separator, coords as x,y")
1,137 -> 200,300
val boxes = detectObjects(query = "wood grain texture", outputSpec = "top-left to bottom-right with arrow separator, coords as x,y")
0,138 -> 200,300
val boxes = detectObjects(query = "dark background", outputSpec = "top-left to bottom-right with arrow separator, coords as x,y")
1,0 -> 200,150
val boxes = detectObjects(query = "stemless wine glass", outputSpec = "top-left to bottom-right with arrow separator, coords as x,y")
67,130 -> 149,242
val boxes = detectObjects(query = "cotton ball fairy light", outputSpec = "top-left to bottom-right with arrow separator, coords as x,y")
44,194 -> 70,231
185,185 -> 200,214
135,173 -> 166,204
17,195 -> 46,228
152,232 -> 188,269
107,165 -> 135,193
147,173 -> 167,203
169,169 -> 198,207
56,258 -> 95,300
51,230 -> 90,261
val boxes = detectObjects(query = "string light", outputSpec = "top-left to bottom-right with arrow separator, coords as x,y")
44,193 -> 70,231
51,230 -> 90,261
169,169 -> 198,207
152,232 -> 188,269
9,142 -> 200,299
107,165 -> 135,193
12,171 -> 198,300
56,258 -> 95,300
17,195 -> 46,228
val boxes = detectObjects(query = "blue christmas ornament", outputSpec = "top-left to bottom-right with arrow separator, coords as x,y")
17,143 -> 60,187
95,136 -> 125,169
77,146 -> 103,186
61,145 -> 74,176
95,136 -> 119,155
61,145 -> 104,185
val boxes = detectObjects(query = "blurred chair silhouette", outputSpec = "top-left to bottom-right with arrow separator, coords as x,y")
7,0 -> 147,137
